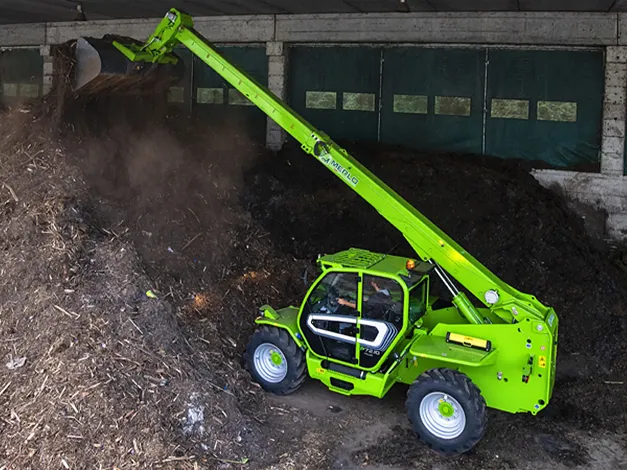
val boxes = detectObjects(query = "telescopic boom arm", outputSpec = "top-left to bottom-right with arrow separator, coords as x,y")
113,9 -> 553,326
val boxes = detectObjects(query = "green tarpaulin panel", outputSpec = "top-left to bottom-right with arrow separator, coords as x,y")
287,46 -> 380,142
0,48 -> 43,104
380,47 -> 485,154
193,46 -> 268,141
166,46 -> 193,110
485,49 -> 603,168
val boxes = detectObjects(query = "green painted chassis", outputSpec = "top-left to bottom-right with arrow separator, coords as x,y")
100,8 -> 560,417
255,258 -> 557,416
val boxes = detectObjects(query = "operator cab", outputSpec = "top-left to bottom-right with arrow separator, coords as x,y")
298,248 -> 431,371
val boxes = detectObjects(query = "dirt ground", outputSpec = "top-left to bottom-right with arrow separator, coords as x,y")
1,51 -> 627,469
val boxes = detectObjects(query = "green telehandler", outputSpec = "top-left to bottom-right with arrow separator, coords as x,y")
71,9 -> 559,455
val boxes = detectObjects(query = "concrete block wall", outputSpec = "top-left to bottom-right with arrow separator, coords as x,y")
44,15 -> 274,45
266,41 -> 288,151
600,47 -> 627,175
531,170 -> 627,239
39,45 -> 53,95
274,12 -> 618,45
2,11 -> 627,238
2,12 -> 624,48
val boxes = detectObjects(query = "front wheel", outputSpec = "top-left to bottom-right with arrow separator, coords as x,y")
244,326 -> 307,395
406,368 -> 487,455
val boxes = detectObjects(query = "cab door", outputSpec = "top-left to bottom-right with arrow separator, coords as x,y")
358,275 -> 406,369
299,271 -> 361,365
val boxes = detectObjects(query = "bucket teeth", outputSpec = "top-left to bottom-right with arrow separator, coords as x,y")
72,37 -> 184,94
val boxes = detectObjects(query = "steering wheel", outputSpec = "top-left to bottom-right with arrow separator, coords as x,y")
327,287 -> 340,307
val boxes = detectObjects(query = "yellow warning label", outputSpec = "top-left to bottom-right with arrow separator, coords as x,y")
539,356 -> 547,368
316,368 -> 325,374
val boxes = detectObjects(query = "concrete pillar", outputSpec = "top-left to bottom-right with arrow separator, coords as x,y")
601,46 -> 627,175
40,45 -> 53,95
266,41 -> 288,152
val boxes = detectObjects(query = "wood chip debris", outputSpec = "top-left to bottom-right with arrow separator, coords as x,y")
181,233 -> 201,251
2,182 -> 18,202
0,381 -> 12,397
54,304 -> 80,319
6,357 -> 26,370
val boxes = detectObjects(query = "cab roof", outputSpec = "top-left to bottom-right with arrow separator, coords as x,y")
318,248 -> 431,277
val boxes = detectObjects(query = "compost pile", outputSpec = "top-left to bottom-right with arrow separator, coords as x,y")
0,49 -> 327,469
243,141 -> 627,368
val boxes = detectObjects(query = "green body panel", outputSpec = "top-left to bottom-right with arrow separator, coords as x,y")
428,320 -> 557,414
306,353 -> 398,398
318,248 -> 387,270
420,305 -> 502,329
114,9 -> 559,417
255,305 -> 305,348
421,305 -> 465,329
408,335 -> 497,367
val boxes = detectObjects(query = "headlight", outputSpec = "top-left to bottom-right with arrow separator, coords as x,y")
484,290 -> 499,305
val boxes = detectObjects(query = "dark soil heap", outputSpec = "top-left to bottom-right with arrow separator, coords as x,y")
243,141 -> 627,369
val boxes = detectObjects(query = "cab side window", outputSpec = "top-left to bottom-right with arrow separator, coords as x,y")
408,278 -> 427,324
361,275 -> 403,329
305,272 -> 359,316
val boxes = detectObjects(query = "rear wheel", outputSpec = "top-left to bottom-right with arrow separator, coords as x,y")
244,326 -> 307,395
406,368 -> 487,455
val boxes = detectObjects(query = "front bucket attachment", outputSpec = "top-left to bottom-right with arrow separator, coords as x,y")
72,37 -> 185,94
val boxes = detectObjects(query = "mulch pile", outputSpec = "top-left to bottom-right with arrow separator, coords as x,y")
0,45 -> 324,469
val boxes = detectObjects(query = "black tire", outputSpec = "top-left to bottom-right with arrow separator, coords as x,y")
406,368 -> 487,455
244,325 -> 307,395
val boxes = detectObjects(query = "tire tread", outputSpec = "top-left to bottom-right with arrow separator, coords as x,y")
406,368 -> 487,456
244,326 -> 307,396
